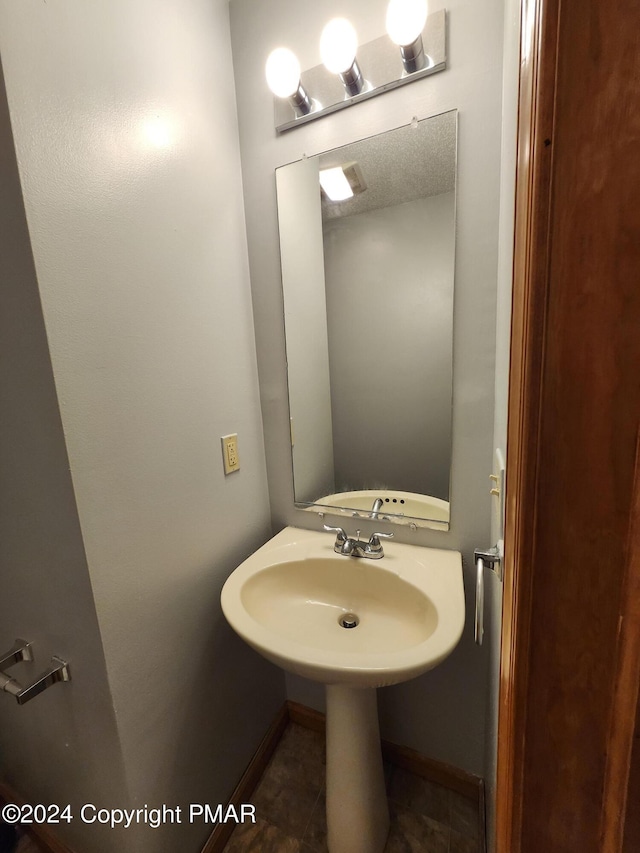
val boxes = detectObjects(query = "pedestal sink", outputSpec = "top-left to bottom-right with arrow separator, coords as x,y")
221,526 -> 464,852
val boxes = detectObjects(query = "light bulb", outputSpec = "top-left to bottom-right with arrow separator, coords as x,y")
265,48 -> 301,98
320,18 -> 359,75
386,0 -> 428,47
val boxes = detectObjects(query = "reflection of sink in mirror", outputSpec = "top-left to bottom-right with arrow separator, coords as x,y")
307,489 -> 450,528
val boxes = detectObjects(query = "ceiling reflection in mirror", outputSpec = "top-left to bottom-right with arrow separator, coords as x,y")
276,110 -> 457,528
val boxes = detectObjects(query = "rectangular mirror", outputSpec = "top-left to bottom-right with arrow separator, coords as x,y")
276,110 -> 457,529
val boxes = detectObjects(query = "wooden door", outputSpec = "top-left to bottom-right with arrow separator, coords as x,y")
497,0 -> 640,851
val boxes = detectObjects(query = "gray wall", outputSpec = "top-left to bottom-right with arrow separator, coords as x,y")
0,1 -> 285,851
0,59 -> 132,853
230,0 -> 504,775
325,194 -> 455,500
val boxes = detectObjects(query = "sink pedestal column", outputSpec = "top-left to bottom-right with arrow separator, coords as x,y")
325,685 -> 390,853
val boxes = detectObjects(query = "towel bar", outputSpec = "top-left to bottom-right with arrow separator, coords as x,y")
0,639 -> 71,705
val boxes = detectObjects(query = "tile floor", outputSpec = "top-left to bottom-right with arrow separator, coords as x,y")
224,723 -> 482,853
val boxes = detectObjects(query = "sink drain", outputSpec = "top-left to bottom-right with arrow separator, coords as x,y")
339,613 -> 359,629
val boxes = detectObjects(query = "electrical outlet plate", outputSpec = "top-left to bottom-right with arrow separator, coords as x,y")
222,434 -> 240,475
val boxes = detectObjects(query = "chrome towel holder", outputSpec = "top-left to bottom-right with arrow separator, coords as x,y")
0,639 -> 71,705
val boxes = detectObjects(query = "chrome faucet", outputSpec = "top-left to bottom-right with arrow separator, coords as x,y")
369,498 -> 384,519
324,525 -> 394,559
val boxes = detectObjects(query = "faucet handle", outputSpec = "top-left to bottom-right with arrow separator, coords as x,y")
367,531 -> 394,552
323,525 -> 347,543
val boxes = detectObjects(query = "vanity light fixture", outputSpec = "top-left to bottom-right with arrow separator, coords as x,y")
265,47 -> 312,116
320,18 -> 364,97
267,6 -> 446,133
386,0 -> 429,73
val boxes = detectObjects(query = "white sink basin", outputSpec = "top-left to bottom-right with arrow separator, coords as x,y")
221,526 -> 464,688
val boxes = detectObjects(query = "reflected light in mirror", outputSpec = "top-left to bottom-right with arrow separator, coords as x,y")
320,18 -> 359,74
319,167 -> 354,201
386,0 -> 428,46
